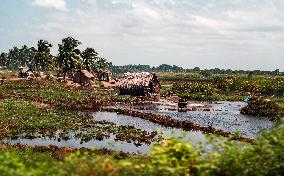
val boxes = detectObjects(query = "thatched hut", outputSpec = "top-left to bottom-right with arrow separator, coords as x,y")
118,72 -> 161,100
73,70 -> 95,85
19,67 -> 33,78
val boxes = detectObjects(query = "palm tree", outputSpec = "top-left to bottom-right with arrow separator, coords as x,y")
5,45 -> 35,70
19,45 -> 31,67
81,47 -> 98,72
57,37 -> 82,79
95,57 -> 109,72
0,52 -> 8,68
7,46 -> 21,69
30,40 -> 54,74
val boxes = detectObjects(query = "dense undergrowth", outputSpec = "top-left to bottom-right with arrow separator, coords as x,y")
0,119 -> 283,176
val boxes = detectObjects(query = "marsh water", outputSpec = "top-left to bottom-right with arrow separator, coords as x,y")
114,101 -> 273,138
3,101 -> 274,154
4,112 -> 205,154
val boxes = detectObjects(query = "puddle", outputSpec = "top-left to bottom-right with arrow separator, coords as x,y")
3,112 -> 205,154
93,112 -> 205,142
4,133 -> 150,154
113,101 -> 274,138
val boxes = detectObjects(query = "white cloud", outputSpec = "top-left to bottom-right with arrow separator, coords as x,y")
22,0 -> 284,70
31,0 -> 67,11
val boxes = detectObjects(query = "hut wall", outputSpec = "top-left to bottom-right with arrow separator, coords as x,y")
73,73 -> 93,85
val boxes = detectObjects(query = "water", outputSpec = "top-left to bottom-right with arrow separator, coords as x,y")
114,101 -> 274,138
3,101 -> 273,153
4,133 -> 150,154
93,112 -> 205,142
4,112 -> 205,154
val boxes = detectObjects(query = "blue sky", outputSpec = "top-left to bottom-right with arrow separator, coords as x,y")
1,0 -> 284,71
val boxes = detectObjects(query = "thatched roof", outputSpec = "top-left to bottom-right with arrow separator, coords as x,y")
78,70 -> 95,79
119,72 -> 156,88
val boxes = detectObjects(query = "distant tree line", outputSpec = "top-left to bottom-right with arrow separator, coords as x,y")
110,64 -> 283,76
0,37 -> 109,78
110,64 -> 183,74
1,39 -> 282,77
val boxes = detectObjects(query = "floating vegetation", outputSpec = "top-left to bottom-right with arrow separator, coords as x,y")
241,97 -> 282,121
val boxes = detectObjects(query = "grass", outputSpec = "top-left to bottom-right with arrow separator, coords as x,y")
0,79 -> 104,111
0,79 -> 93,102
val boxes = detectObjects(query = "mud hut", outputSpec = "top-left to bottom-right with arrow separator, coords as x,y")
19,67 -> 33,78
73,70 -> 95,85
118,72 -> 161,100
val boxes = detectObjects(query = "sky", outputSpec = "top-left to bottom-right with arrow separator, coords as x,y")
0,0 -> 284,71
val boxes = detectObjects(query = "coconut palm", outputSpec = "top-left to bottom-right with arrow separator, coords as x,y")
95,57 -> 109,72
19,45 -> 31,67
81,47 -> 99,72
30,40 -> 54,74
57,37 -> 82,78
0,52 -> 8,68
7,46 -> 21,69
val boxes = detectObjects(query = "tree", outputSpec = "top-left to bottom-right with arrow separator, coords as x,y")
172,65 -> 183,72
19,45 -> 32,67
3,45 -> 34,70
95,57 -> 109,72
30,40 -> 54,74
0,52 -> 8,68
7,46 -> 21,69
81,48 -> 98,72
274,69 -> 280,76
193,67 -> 201,72
156,64 -> 173,72
57,37 -> 82,78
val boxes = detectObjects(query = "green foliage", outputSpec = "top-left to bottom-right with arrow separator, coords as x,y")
147,138 -> 200,175
241,97 -> 282,120
110,64 -> 284,76
81,47 -> 99,72
30,40 -> 54,73
57,36 -> 82,77
0,37 -> 110,76
0,79 -> 94,105
95,57 -> 109,72
170,78 -> 284,101
0,45 -> 34,70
